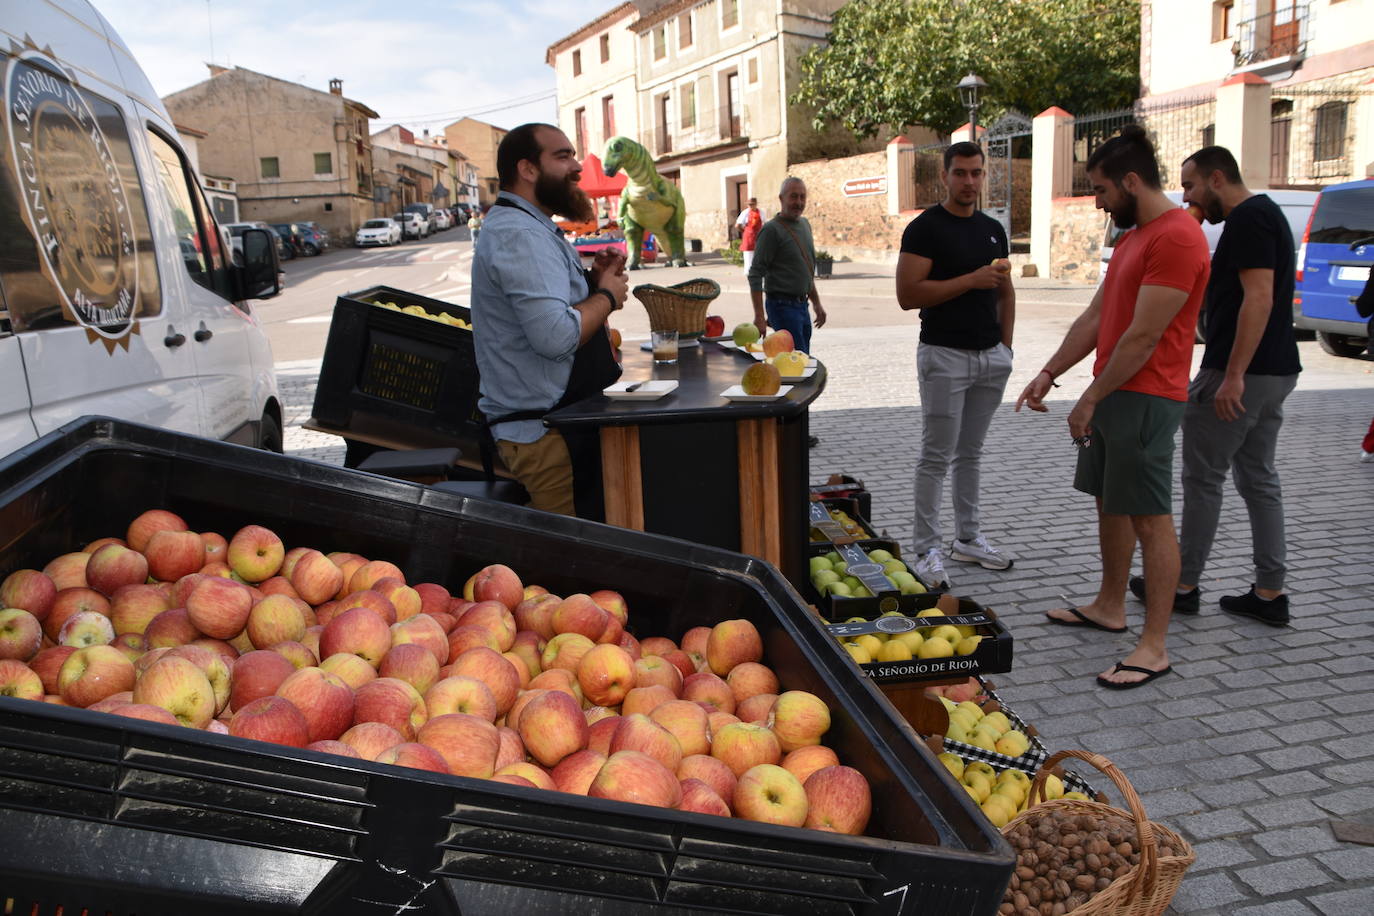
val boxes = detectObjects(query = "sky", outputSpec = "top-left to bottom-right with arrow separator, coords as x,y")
95,0 -> 601,135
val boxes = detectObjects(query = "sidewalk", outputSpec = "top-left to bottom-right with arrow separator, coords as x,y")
275,272 -> 1374,915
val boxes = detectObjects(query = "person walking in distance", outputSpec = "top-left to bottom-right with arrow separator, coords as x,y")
748,178 -> 827,351
1127,146 -> 1301,627
467,209 -> 483,244
895,141 -> 1016,589
735,197 -> 764,273
1016,125 -> 1209,689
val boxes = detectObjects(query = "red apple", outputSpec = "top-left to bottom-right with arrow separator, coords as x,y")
85,544 -> 149,597
289,549 -> 345,606
782,745 -> 841,787
726,661 -> 779,705
133,655 -> 216,728
575,643 -> 635,707
412,583 -> 451,617
660,649 -> 696,681
513,594 -> 559,640
352,676 -> 427,739
705,618 -> 763,676
126,509 -> 188,552
550,748 -> 607,795
373,578 -> 422,622
348,559 -> 405,594
0,658 -> 43,700
0,608 -> 43,660
678,777 -> 731,817
143,530 -> 205,583
42,553 -> 90,591
0,569 -> 57,621
588,589 -> 628,626
803,765 -> 871,835
56,610 -> 114,649
633,655 -> 683,695
230,695 -> 311,747
447,646 -> 520,715
245,594 -> 307,649
682,671 -> 735,714
319,651 -> 378,690
733,763 -> 808,827
711,721 -> 781,776
677,754 -> 738,807
375,742 -> 449,774
339,721 -> 406,760
83,536 -> 126,554
332,557 -> 369,599
306,739 -> 361,759
638,636 -> 677,658
57,644 -> 135,707
109,584 -> 171,636
134,646 -> 172,677
144,608 -> 202,648
258,576 -> 300,600
391,613 -> 450,666
165,644 -> 232,713
610,713 -> 682,772
527,667 -> 582,704
770,690 -> 832,752
704,315 -> 725,338
199,531 -> 229,563
456,601 -> 517,651
466,564 -> 523,611
549,593 -> 607,641
319,606 -> 392,668
87,690 -> 133,712
679,626 -> 711,657
417,713 -> 500,778
185,576 -> 254,640
229,649 -> 297,712
494,725 -> 525,771
502,651 -> 531,687
271,639 -> 319,669
275,666 -> 355,742
28,645 -> 77,694
226,525 -> 285,583
424,675 -> 497,721
649,700 -> 711,757
518,688 -> 589,767
111,702 -> 181,726
736,692 -> 778,724
379,643 -> 440,694
587,714 -> 622,756
588,750 -> 682,809
707,710 -> 740,736
495,761 -> 556,791
620,684 -> 675,718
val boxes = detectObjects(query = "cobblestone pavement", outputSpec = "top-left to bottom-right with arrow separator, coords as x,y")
276,262 -> 1373,915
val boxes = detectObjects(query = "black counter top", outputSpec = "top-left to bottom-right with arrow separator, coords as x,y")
546,340 -> 827,428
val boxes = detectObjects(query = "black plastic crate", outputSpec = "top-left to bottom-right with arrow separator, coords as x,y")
311,285 -> 480,438
808,496 -> 876,546
820,594 -> 1015,683
810,475 -> 871,519
0,417 -> 1012,915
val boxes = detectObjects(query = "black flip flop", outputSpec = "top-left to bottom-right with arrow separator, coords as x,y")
1095,662 -> 1173,690
1045,607 -> 1127,633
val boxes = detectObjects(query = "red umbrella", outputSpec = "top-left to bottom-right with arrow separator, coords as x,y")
578,153 -> 627,199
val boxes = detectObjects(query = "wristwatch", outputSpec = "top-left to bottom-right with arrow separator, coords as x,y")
596,287 -> 619,310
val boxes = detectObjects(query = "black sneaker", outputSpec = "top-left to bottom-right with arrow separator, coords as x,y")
1220,587 -> 1290,627
1127,575 -> 1200,614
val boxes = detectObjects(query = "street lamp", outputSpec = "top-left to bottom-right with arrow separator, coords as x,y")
957,72 -> 988,138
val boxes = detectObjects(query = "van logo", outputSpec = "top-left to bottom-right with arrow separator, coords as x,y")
6,43 -> 139,347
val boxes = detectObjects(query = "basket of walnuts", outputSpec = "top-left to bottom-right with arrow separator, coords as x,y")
999,750 -> 1195,916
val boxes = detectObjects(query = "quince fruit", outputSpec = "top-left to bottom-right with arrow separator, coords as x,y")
741,362 -> 781,396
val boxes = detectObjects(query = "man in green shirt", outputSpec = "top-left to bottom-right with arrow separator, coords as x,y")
747,177 -> 827,352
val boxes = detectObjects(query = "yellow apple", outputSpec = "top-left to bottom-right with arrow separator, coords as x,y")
918,636 -> 955,659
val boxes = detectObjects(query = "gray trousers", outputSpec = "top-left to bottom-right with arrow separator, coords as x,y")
1180,369 -> 1299,590
913,342 -> 1013,552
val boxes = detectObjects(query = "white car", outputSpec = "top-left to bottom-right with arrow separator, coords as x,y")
431,209 -> 452,231
356,218 -> 402,247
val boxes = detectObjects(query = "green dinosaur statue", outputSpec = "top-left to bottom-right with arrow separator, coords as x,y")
601,136 -> 689,269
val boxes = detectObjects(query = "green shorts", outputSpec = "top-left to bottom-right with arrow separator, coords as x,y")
1073,390 -> 1184,516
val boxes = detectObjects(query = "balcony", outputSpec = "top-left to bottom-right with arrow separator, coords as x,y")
641,104 -> 751,161
1233,3 -> 1309,75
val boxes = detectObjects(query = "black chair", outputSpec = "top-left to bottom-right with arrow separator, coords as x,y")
356,447 -> 528,505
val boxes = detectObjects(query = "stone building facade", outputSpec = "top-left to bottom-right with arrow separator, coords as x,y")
442,118 -> 508,208
163,67 -> 378,241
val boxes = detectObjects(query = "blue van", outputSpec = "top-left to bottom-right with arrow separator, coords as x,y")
1293,179 -> 1374,358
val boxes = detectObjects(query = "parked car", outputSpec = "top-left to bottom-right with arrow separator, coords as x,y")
270,223 -> 303,259
1293,178 -> 1374,358
0,3 -> 282,457
225,220 -> 290,261
356,218 -> 402,247
431,209 -> 452,231
292,221 -> 327,256
394,211 -> 430,239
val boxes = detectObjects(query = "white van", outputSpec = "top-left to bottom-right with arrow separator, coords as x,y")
0,1 -> 283,457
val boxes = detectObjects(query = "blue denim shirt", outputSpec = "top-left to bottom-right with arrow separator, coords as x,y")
472,192 -> 588,443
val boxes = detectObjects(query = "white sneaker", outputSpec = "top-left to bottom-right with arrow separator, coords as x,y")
950,535 -> 1014,570
1362,450 -> 1374,463
913,547 -> 952,589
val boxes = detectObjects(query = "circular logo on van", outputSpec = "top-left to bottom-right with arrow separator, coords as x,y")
7,47 -> 139,340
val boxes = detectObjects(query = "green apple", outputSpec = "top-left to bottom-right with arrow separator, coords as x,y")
732,322 -> 761,346
824,551 -> 842,566
852,585 -> 873,598
891,571 -> 924,595
867,549 -> 893,563
841,575 -> 862,592
812,569 -> 840,588
809,556 -> 832,575
882,559 -> 906,576
832,561 -> 848,576
825,581 -> 853,597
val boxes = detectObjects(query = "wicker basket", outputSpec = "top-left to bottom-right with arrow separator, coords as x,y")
632,278 -> 721,338
1001,750 -> 1195,916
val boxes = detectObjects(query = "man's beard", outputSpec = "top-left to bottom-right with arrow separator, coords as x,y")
536,171 -> 593,221
1110,191 -> 1139,230
1202,194 -> 1225,224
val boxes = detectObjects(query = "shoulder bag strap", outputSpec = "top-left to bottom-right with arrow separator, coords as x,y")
778,221 -> 814,276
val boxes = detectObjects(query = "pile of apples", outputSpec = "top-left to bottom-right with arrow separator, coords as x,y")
0,510 -> 871,836
938,754 -> 1089,829
810,547 -> 926,598
372,299 -> 470,330
935,697 -> 1032,758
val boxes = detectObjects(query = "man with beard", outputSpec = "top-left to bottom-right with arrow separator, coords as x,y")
1015,125 -> 1209,689
896,141 -> 1016,589
471,123 -> 628,517
1124,146 -> 1300,627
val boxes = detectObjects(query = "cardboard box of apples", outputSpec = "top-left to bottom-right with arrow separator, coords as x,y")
0,418 -> 1015,915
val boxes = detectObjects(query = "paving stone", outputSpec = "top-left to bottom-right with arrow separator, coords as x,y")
1167,871 -> 1252,911
1270,719 -> 1345,744
1194,778 -> 1271,806
1310,886 -> 1374,915
1179,807 -> 1259,841
1254,825 -> 1342,857
1191,837 -> 1257,870
1186,753 -> 1264,781
1199,707 -> 1279,733
1318,759 -> 1374,786
1232,901 -> 1319,915
1324,735 -> 1374,760
1237,858 -> 1337,896
1257,745 -> 1336,771
1319,655 -> 1373,675
1312,788 -> 1374,817
1274,662 -> 1340,683
1319,846 -> 1374,881
1204,729 -> 1282,754
1219,668 -> 1283,688
1323,694 -> 1374,714
1258,772 -> 1331,797
1249,797 -> 1331,828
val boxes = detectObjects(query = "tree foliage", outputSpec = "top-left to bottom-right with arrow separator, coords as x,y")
794,0 -> 1141,137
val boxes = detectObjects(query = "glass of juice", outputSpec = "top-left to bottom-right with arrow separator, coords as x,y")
651,329 -> 679,364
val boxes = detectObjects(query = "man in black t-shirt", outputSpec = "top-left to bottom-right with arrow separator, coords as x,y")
1131,146 -> 1301,626
895,141 -> 1016,588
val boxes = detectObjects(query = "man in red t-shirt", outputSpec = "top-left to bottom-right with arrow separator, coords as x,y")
1015,125 -> 1209,690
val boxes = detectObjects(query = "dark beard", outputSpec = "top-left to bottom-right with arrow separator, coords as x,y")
1110,191 -> 1139,230
1203,196 -> 1225,224
535,171 -> 593,222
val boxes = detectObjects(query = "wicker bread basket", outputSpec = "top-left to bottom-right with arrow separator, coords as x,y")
632,278 -> 721,338
1001,750 -> 1195,916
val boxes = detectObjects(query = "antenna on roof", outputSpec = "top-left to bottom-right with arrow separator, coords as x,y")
206,0 -> 216,65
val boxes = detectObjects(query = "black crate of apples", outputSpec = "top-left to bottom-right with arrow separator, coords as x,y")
0,417 -> 1013,916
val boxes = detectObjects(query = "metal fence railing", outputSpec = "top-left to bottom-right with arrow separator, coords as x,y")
1071,95 -> 1217,194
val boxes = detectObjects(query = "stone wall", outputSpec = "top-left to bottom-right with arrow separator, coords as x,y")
788,150 -> 911,263
1049,196 -> 1104,283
